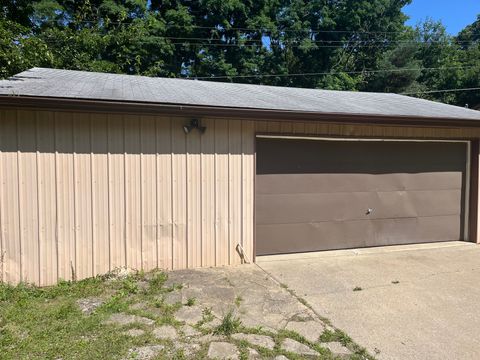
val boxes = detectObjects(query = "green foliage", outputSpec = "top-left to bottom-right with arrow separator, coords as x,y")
0,19 -> 53,78
186,297 -> 196,306
148,271 -> 168,290
214,309 -> 242,335
0,0 -> 478,107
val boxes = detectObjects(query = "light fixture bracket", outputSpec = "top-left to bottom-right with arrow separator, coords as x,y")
183,119 -> 206,134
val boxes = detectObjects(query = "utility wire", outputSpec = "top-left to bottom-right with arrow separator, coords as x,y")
36,19 -> 416,34
37,37 -> 472,49
401,87 -> 480,95
36,18 -> 469,37
191,66 -> 476,80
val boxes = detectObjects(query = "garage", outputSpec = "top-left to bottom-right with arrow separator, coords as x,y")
2,68 -> 480,285
256,136 -> 469,256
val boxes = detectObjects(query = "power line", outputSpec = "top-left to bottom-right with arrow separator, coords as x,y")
192,66 -> 476,80
401,87 -> 480,95
37,37 -> 470,49
36,18 -> 451,36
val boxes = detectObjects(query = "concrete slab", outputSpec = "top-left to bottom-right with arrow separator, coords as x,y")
259,242 -> 480,360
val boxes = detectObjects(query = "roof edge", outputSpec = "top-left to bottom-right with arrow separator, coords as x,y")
1,95 -> 480,128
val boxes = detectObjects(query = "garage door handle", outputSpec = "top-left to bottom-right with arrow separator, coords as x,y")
366,208 -> 373,215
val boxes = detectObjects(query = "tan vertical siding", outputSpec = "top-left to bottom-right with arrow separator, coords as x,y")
2,108 -> 480,285
91,114 -> 109,276
156,118 -> 173,269
140,116 -> 158,270
187,128 -> 202,268
124,115 -> 142,270
201,118 -> 216,266
215,119 -> 230,266
229,120 -> 243,265
172,118 -> 187,269
17,110 -> 39,284
241,120 -> 255,262
73,113 -> 93,280
0,110 -> 21,283
36,111 -> 57,286
107,114 -> 126,270
55,112 -> 75,281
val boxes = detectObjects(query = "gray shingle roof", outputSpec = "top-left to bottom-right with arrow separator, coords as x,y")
1,67 -> 480,120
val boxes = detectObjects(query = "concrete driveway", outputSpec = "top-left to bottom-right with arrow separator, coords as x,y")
258,241 -> 480,360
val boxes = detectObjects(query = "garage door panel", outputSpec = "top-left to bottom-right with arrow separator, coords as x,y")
257,172 -> 463,194
256,215 -> 462,256
257,139 -> 467,175
256,138 -> 467,255
256,221 -> 372,255
257,189 -> 462,224
367,215 -> 461,247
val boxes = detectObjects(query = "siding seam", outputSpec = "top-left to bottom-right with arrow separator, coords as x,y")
90,115 -> 95,277
35,113 -> 41,284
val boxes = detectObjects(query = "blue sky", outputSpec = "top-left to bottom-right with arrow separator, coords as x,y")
404,0 -> 480,34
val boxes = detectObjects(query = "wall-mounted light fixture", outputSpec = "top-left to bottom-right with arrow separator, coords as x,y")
183,119 -> 206,134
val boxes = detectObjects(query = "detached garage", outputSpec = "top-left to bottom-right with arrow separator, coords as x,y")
1,68 -> 480,285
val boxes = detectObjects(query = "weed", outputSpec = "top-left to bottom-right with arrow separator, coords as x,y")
120,278 -> 139,295
213,309 -> 242,336
392,280 -> 400,284
353,286 -> 363,292
0,251 -> 5,281
202,307 -> 214,322
223,277 -> 234,287
165,283 -> 184,292
149,272 -> 168,289
100,294 -> 128,313
319,329 -> 336,342
235,295 -> 243,307
196,307 -> 214,328
186,297 -> 196,306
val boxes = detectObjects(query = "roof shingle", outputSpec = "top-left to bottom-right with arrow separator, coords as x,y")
1,67 -> 479,121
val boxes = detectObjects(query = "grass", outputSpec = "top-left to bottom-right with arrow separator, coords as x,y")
186,297 -> 196,307
0,269 -> 183,360
234,295 -> 243,307
0,268 -> 375,360
213,309 -> 242,336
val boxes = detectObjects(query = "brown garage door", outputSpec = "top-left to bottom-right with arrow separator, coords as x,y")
256,137 -> 468,256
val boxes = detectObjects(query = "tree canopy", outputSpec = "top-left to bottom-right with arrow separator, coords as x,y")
1,0 -> 479,107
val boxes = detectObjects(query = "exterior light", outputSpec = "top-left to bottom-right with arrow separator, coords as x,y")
183,119 -> 206,134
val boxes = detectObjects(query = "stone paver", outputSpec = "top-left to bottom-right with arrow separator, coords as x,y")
274,356 -> 289,360
198,333 -> 225,343
207,342 -> 239,360
231,333 -> 275,350
247,348 -> 260,359
174,342 -> 201,357
181,325 -> 201,337
123,329 -> 145,337
322,341 -> 353,356
163,291 -> 183,305
166,266 -> 329,333
103,313 -> 155,326
286,320 -> 325,343
77,297 -> 104,315
152,325 -> 178,340
129,302 -> 148,311
201,317 -> 222,330
281,338 -> 318,356
125,345 -> 164,360
175,306 -> 204,325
